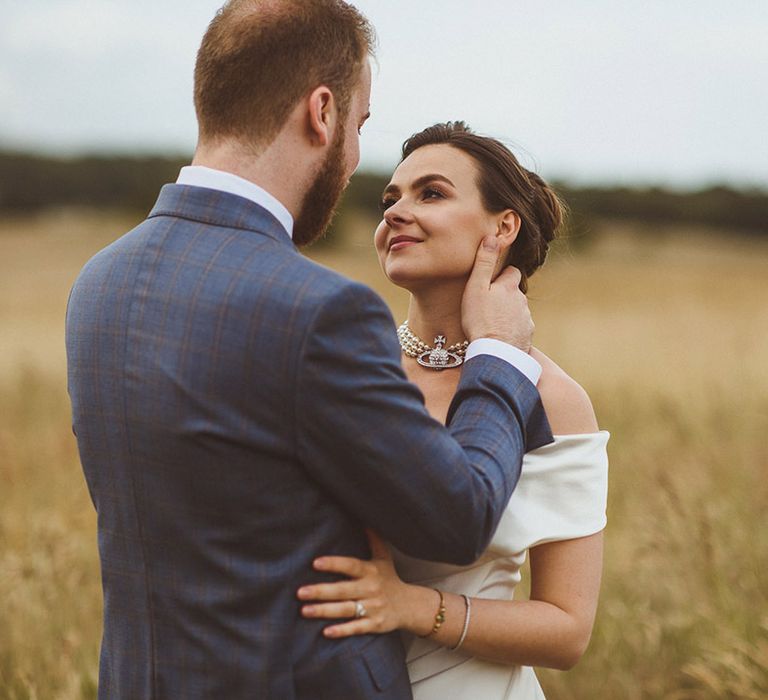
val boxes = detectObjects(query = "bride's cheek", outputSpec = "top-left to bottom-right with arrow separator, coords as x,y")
373,223 -> 387,251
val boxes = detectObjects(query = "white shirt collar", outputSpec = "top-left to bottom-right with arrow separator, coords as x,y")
176,165 -> 294,239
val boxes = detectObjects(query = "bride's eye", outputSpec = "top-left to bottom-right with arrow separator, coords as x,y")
379,197 -> 397,211
422,186 -> 445,201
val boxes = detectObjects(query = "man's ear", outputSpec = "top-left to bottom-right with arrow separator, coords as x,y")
496,210 -> 521,248
307,85 -> 336,147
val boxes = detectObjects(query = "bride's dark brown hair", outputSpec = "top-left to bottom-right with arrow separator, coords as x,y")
401,121 -> 565,293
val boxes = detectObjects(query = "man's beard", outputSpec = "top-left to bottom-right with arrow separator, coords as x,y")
292,132 -> 347,247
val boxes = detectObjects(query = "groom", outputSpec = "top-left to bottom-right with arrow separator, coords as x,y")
66,1 -> 551,698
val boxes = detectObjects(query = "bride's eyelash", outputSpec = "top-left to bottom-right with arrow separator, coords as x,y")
421,186 -> 446,200
379,185 -> 446,212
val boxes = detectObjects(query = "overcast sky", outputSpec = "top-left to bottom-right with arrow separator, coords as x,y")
1,0 -> 765,186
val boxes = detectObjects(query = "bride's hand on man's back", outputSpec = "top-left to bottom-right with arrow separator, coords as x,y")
297,530 -> 424,639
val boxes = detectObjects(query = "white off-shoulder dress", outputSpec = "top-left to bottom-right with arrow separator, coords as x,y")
393,432 -> 609,700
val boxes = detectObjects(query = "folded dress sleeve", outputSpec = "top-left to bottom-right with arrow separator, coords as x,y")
488,432 -> 610,556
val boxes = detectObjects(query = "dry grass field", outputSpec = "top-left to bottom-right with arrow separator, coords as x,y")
1,208 -> 767,699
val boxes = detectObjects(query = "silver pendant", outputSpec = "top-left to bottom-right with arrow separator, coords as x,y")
417,335 -> 464,371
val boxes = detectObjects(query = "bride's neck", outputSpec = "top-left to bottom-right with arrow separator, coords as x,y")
405,282 -> 466,348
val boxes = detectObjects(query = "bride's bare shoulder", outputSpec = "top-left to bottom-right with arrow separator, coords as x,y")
530,347 -> 599,436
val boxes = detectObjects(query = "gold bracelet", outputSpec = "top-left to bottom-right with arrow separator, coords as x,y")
419,588 -> 446,637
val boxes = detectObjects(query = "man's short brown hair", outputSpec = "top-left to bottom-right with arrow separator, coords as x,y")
194,0 -> 375,149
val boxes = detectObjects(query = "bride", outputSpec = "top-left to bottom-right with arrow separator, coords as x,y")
298,121 -> 609,698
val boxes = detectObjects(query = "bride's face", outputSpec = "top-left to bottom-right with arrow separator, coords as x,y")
373,144 -> 499,290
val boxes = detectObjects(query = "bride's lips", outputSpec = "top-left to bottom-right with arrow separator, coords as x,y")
388,235 -> 422,252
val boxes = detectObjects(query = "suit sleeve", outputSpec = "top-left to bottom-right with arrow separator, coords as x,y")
295,282 -> 552,565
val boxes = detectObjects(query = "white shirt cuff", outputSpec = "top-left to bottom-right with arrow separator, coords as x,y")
465,339 -> 542,386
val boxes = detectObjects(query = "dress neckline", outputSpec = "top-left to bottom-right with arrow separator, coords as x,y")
550,430 -> 610,440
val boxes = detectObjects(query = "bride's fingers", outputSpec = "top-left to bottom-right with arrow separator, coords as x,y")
323,619 -> 372,639
313,555 -> 368,577
301,600 -> 361,620
297,579 -> 372,602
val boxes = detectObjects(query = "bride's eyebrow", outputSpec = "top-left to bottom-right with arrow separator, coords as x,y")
382,173 -> 456,198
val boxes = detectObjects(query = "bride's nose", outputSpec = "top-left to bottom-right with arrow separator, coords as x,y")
383,198 -> 414,227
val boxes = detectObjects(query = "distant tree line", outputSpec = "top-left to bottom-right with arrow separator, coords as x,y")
558,184 -> 767,235
1,151 -> 766,237
0,151 -> 186,213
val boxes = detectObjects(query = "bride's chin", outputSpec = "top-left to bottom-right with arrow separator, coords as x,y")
385,264 -> 470,293
384,272 -> 420,291
390,260 -> 473,282
382,266 -> 426,291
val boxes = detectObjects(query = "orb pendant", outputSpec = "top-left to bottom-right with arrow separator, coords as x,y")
417,335 -> 463,371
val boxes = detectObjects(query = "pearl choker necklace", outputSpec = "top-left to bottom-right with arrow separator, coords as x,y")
397,321 -> 469,371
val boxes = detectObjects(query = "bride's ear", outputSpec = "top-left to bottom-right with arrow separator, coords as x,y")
495,210 -> 521,250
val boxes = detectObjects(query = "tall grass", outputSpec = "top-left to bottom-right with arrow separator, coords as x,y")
0,372 -> 100,699
1,211 -> 766,698
537,380 -> 768,699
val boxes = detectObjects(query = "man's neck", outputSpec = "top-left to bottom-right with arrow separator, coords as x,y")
192,137 -> 310,220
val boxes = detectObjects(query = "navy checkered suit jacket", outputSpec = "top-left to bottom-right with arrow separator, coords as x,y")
66,184 -> 552,699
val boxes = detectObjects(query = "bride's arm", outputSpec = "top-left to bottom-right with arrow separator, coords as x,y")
298,531 -> 603,671
438,360 -> 604,669
423,533 -> 603,670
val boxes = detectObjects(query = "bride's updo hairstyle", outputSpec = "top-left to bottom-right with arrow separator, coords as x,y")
401,121 -> 564,293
